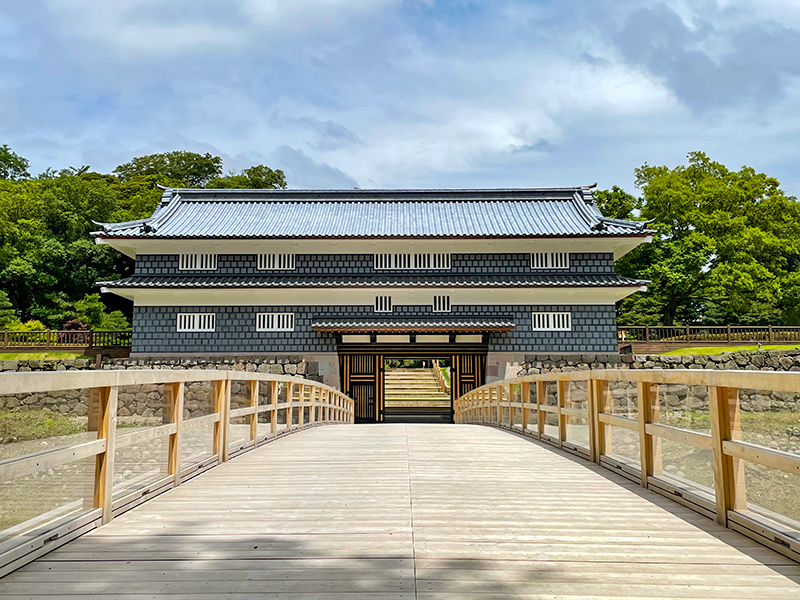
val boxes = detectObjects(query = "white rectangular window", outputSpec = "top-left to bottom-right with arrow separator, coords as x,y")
257,253 -> 295,270
375,295 -> 393,313
530,252 -> 569,270
531,312 -> 572,331
256,313 -> 295,331
374,253 -> 451,270
178,253 -> 218,271
432,295 -> 451,313
177,313 -> 216,332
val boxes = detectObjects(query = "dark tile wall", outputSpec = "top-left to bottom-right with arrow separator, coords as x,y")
134,253 -> 615,276
132,304 -> 617,354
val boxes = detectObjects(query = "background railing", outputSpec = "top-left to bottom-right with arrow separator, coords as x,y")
433,360 -> 450,394
1,330 -> 132,351
618,325 -> 800,344
455,369 -> 800,563
0,370 -> 354,577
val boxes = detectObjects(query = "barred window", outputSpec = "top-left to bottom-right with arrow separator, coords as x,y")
256,313 -> 295,331
531,312 -> 571,331
374,253 -> 451,270
375,296 -> 393,313
178,253 -> 217,270
257,253 -> 295,270
432,295 -> 451,313
530,252 -> 569,270
177,313 -> 215,332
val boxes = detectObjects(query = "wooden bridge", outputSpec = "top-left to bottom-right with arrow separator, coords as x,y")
1,369 -> 799,598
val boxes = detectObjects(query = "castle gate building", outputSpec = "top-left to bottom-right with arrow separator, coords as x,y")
95,187 -> 650,422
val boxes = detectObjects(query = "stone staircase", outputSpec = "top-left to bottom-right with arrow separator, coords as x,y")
384,367 -> 451,417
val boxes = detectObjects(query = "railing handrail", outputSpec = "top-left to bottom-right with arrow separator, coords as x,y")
454,368 -> 800,563
0,369 -> 355,577
1,329 -> 132,350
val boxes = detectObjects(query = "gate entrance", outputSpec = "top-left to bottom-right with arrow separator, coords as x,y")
340,345 -> 486,423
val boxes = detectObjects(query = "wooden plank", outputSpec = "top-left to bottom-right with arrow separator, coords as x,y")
0,438 -> 106,481
597,412 -> 639,431
116,423 -> 177,449
723,440 -> 800,476
709,386 -> 748,526
645,422 -> 712,450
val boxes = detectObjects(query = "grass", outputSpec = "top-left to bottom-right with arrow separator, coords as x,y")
659,345 -> 800,356
0,409 -> 84,444
0,351 -> 92,360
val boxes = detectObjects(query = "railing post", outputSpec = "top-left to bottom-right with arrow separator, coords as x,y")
45,330 -> 51,350
496,386 -> 501,428
595,380 -> 610,463
249,380 -> 259,448
769,324 -> 774,343
685,325 -> 690,342
508,384 -> 515,429
520,382 -> 530,434
709,386 -> 748,526
636,381 -> 659,488
92,385 -> 118,525
557,380 -> 570,450
166,381 -> 184,487
645,326 -> 650,343
588,377 -> 598,462
727,324 -> 732,343
298,384 -> 305,428
536,381 -> 546,440
3,330 -> 7,349
309,386 -> 317,425
270,382 -> 278,435
213,379 -> 231,462
285,383 -> 294,431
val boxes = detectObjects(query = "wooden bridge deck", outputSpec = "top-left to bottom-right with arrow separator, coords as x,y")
2,424 -> 799,599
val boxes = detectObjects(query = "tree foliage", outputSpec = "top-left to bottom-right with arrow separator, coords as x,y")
0,145 -> 287,329
113,151 -> 223,186
611,152 -> 800,326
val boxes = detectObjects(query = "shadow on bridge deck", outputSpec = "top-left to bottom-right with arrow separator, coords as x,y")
2,424 -> 799,599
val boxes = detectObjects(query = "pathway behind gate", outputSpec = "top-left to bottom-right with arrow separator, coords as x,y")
2,424 -> 799,599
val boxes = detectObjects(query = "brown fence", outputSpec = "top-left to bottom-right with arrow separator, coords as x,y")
1,330 -> 131,355
455,369 -> 800,563
618,325 -> 800,345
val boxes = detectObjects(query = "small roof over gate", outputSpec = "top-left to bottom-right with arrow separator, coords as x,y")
92,187 -> 652,240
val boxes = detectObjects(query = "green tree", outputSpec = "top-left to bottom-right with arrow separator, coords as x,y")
612,152 -> 800,326
0,145 -> 30,180
206,164 -> 287,189
113,151 -> 223,186
594,185 -> 641,220
0,290 -> 15,327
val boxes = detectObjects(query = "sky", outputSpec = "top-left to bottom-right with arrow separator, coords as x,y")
2,0 -> 800,194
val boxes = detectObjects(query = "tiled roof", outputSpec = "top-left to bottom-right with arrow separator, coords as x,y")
99,274 -> 648,289
311,319 -> 516,333
92,187 -> 652,239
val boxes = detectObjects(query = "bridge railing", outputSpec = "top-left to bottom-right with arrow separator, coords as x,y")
455,369 -> 800,562
0,370 -> 354,577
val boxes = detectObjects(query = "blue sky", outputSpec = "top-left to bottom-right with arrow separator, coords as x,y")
2,0 -> 800,194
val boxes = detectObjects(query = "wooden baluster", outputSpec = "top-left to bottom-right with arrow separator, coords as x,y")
637,381 -> 656,488
536,381 -> 546,440
298,384 -> 305,428
285,383 -> 294,431
587,377 -> 598,462
166,381 -> 184,487
92,385 -> 118,525
709,386 -> 748,526
521,382 -> 530,435
557,380 -> 569,450
270,382 -> 278,436
249,380 -> 259,448
495,386 -> 501,428
309,386 -> 317,425
508,385 -> 515,430
213,379 -> 231,462
595,380 -> 611,462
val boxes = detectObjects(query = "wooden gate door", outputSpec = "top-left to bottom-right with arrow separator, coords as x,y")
341,354 -> 384,422
451,354 -> 486,401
